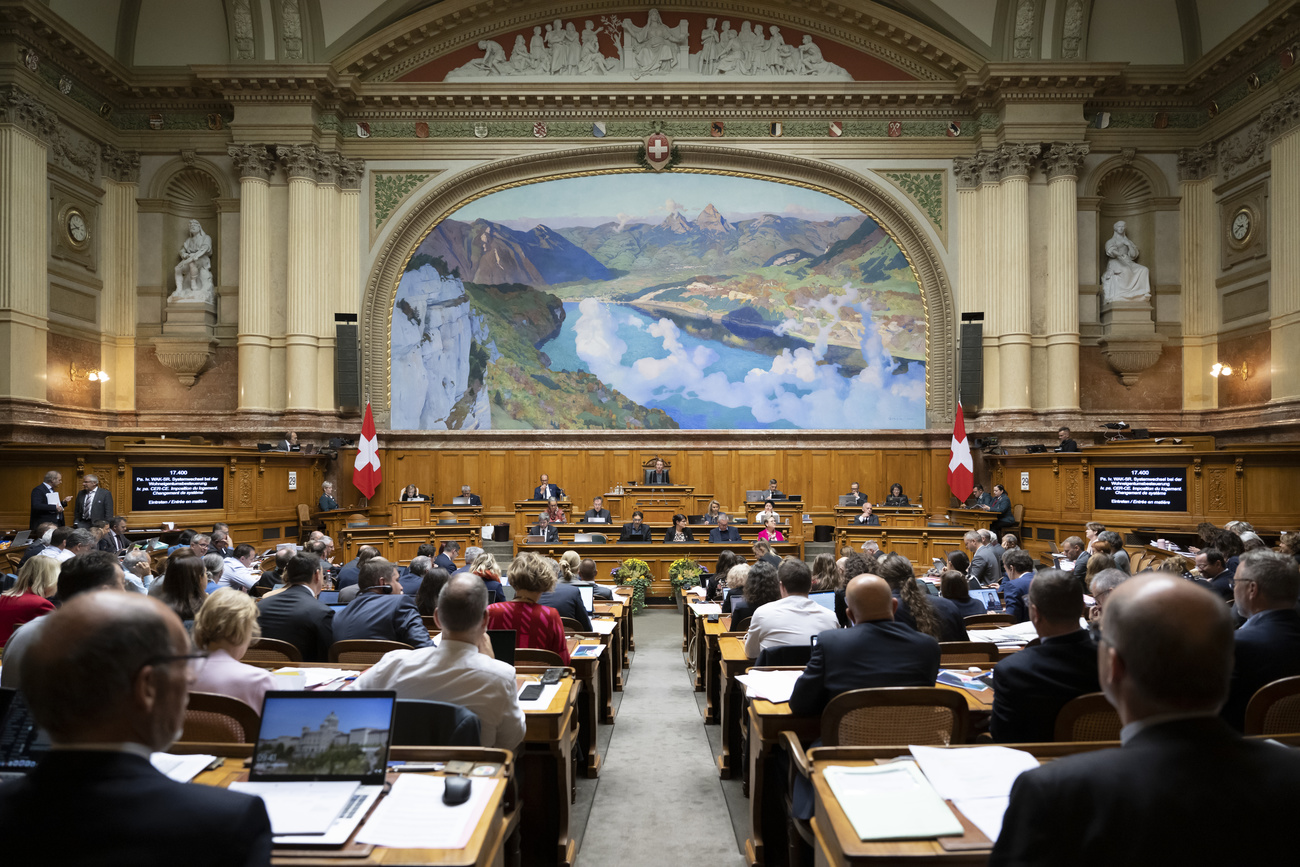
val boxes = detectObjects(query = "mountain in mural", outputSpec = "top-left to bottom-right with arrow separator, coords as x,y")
411,218 -> 612,287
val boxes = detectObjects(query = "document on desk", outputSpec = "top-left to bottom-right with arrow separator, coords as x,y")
822,762 -> 963,841
150,752 -> 217,783
272,667 -> 357,689
588,619 -> 618,635
735,669 -> 804,704
517,682 -> 562,710
571,643 -> 604,658
228,781 -> 359,835
908,744 -> 1040,842
689,602 -> 722,616
356,774 -> 499,849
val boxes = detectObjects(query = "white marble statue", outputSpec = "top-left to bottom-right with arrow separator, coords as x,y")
170,219 -> 214,303
1101,221 -> 1152,303
699,18 -> 720,74
623,9 -> 688,78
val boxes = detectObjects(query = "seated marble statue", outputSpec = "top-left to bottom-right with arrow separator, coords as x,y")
1101,221 -> 1152,303
170,219 -> 214,303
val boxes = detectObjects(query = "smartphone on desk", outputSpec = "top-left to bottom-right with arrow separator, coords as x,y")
519,683 -> 544,701
540,667 -> 564,685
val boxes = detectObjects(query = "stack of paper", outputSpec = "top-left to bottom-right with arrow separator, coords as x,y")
908,745 -> 1040,842
150,752 -> 217,783
822,762 -> 963,841
689,602 -> 722,616
966,621 -> 1038,646
356,774 -> 499,849
735,669 -> 804,703
588,620 -> 617,635
272,667 -> 357,688
229,781 -> 360,835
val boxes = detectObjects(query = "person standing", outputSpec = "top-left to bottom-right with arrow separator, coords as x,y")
29,470 -> 67,532
72,474 -> 114,529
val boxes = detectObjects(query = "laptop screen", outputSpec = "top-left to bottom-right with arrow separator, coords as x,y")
252,691 -> 395,785
317,590 -> 340,604
328,604 -> 348,614
451,496 -> 471,505
809,591 -> 836,612
487,629 -> 516,666
577,584 -> 595,614
970,589 -> 1002,610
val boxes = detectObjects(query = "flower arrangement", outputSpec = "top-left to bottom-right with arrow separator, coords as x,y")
668,558 -> 703,596
613,557 -> 652,612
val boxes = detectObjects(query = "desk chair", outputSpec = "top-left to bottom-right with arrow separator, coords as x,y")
243,637 -> 302,663
755,643 -> 813,667
587,533 -> 607,544
1054,692 -> 1122,742
1244,675 -> 1300,736
329,639 -> 413,664
296,503 -> 314,542
560,617 -> 585,632
392,699 -> 482,747
421,614 -> 438,631
964,613 -> 1015,628
731,616 -> 752,632
514,648 -> 564,666
181,692 -> 261,744
938,641 -> 1001,665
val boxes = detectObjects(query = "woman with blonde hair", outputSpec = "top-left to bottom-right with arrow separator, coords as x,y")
487,552 -> 569,663
559,550 -> 581,582
469,551 -> 507,603
190,588 -> 277,713
0,556 -> 59,646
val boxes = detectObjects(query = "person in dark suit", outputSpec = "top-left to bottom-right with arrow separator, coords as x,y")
583,496 -> 612,523
851,501 -> 879,525
331,558 -> 432,648
987,484 -> 1014,534
528,515 -> 560,543
72,474 -> 114,529
646,458 -> 671,485
97,515 -> 131,553
0,591 -> 272,867
965,531 -> 1000,587
968,484 -> 993,509
1062,535 -> 1090,590
618,511 -> 653,542
764,479 -> 786,500
457,484 -> 482,506
532,474 -> 561,501
981,528 -> 1006,575
434,541 -> 460,573
663,513 -> 695,543
336,546 -> 379,591
990,568 -> 1100,743
277,431 -> 300,451
318,481 -> 339,511
883,482 -> 911,506
1054,425 -> 1079,452
1195,547 -> 1235,602
29,470 -> 66,532
751,539 -> 780,567
845,482 -> 868,508
539,576 -> 593,631
708,513 -> 742,543
256,553 -> 334,662
1222,550 -> 1300,730
1001,549 -> 1036,623
991,574 -> 1300,866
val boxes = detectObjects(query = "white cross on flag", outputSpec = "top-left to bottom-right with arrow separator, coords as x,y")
353,402 -> 382,499
947,400 -> 974,502
645,133 -> 673,171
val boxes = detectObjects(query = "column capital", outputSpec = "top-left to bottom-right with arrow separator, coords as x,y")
228,144 -> 277,180
1043,142 -> 1089,180
953,155 -> 984,190
1259,88 -> 1300,141
276,144 -> 320,179
0,84 -> 57,142
979,149 -> 1007,185
338,157 -> 365,191
101,144 -> 140,183
998,142 -> 1041,179
314,150 -> 340,185
1177,142 -> 1216,181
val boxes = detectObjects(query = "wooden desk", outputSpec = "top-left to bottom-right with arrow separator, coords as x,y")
556,641 -> 606,777
604,485 -> 709,524
744,501 -> 805,541
748,698 -> 821,866
512,499 -> 574,537
389,501 -> 485,528
338,525 -> 481,563
834,526 -> 970,570
518,674 -> 581,867
717,636 -> 752,780
832,506 -> 928,529
702,618 -> 737,723
593,599 -> 630,689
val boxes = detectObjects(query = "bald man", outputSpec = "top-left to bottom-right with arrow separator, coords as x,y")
0,593 -> 271,865
788,574 -> 940,717
992,575 -> 1300,865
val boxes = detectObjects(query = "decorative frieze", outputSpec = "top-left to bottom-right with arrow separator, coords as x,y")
1177,143 -> 1216,181
0,85 -> 57,141
101,145 -> 140,183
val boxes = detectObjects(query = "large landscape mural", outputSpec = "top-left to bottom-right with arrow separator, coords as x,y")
390,173 -> 927,430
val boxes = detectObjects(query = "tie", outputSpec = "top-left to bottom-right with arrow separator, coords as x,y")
83,491 -> 93,520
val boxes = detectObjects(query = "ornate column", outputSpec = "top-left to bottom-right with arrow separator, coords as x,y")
100,145 -> 141,412
0,86 -> 56,403
337,158 -> 363,403
229,144 -> 277,412
978,150 -> 1005,410
1042,142 -> 1089,412
1264,93 -> 1300,404
1178,144 -> 1218,410
278,145 -> 319,412
314,152 -> 340,411
997,143 -> 1041,412
954,155 -> 984,407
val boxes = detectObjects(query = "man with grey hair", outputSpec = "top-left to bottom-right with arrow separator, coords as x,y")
30,469 -> 67,531
348,572 -> 524,749
72,474 -> 114,529
1087,568 -> 1130,631
992,575 -> 1300,864
122,550 -> 153,594
1221,549 -> 1300,731
708,513 -> 741,543
965,530 -> 999,588
980,527 -> 1006,574
0,593 -> 272,864
399,555 -> 432,596
458,546 -> 483,575
187,533 -> 211,558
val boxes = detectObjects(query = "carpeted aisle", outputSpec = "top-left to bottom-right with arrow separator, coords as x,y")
576,609 -> 745,865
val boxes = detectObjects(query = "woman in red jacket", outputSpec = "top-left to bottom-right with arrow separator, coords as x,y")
487,551 -> 569,663
0,555 -> 58,646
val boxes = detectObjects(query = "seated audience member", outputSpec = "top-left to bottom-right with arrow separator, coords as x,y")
969,484 -> 993,509
539,557 -> 593,632
207,529 -> 231,559
1002,533 -> 1021,551
845,482 -> 868,507
529,513 -> 560,543
1001,549 -> 1036,623
1084,552 -> 1114,592
202,553 -> 225,593
810,553 -> 843,593
584,496 -> 612,523
187,534 -> 212,558
255,552 -> 334,662
434,541 -> 461,573
708,513 -> 741,543
579,558 -> 614,599
318,481 -> 339,512
469,552 -> 508,604
1156,553 -> 1195,581
1087,568 -> 1130,633
991,575 -> 1300,865
400,555 -> 431,597
543,497 -> 566,525
456,546 -> 482,576
151,552 -> 207,622
38,526 -> 81,563
646,458 -> 671,485
981,529 -> 1006,574
709,550 -> 744,603
1278,532 -> 1300,566
336,545 -> 379,592
1084,521 -> 1105,550
256,547 -> 295,593
942,549 -> 970,578
719,563 -> 751,613
663,513 -> 696,543
414,567 -> 451,618
757,517 -> 785,542
1061,535 -> 1089,588
332,558 -> 431,648
875,552 -> 967,642
487,551 -> 570,663
884,482 -> 910,506
990,569 -> 1099,743
217,544 -> 259,592
988,484 -> 1014,534
400,483 -> 426,501
618,511 -> 653,543
191,589 -> 278,713
0,593 -> 272,866
0,556 -> 58,645
458,484 -> 482,506
1221,550 -> 1300,731
1195,547 -> 1234,601
704,500 -> 723,523
122,550 -> 154,594
729,561 -> 779,625
98,516 -> 131,553
19,522 -> 57,567
743,559 -> 839,656
752,539 -> 781,567
940,569 -> 986,619
965,531 -> 999,587
1239,530 -> 1266,552
757,501 -> 782,525
1054,425 -> 1079,452
852,501 -> 879,525
349,573 -> 525,750
1097,530 -> 1130,572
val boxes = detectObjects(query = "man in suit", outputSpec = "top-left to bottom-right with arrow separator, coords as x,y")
434,541 -> 460,573
965,531 -> 1000,587
1062,535 -> 1090,589
845,482 -> 868,508
277,431 -> 299,451
988,484 -> 1015,535
98,515 -> 130,553
708,513 -> 742,543
991,574 -> 1300,866
532,473 -> 561,501
579,559 -> 615,600
990,569 -> 1100,743
979,528 -> 1006,575
399,555 -> 432,597
540,563 -> 593,631
1222,549 -> 1300,730
29,470 -> 67,532
583,496 -> 612,523
1054,425 -> 1079,452
207,527 -> 231,559
72,474 -> 114,529
528,514 -> 560,543
765,479 -> 786,500
618,510 -> 653,542
458,484 -> 482,506
968,484 -> 993,509
646,458 -> 671,485
336,545 -> 379,591
1001,549 -> 1036,623
256,552 -> 334,661
332,558 -> 432,648
0,592 -> 272,866
1195,547 -> 1234,601
318,481 -> 339,511
851,501 -> 879,525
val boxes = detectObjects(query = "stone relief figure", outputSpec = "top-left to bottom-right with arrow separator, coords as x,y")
233,0 -> 254,60
622,9 -> 689,78
578,21 -> 610,75
170,219 -> 214,303
280,0 -> 302,60
798,35 -> 848,77
509,35 -> 533,72
1101,221 -> 1152,303
699,18 -> 719,74
475,39 -> 509,75
529,25 -> 548,70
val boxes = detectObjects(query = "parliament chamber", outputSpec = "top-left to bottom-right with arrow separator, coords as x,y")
3,2 -> 1300,866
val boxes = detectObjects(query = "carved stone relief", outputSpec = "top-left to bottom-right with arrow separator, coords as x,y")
1013,0 -> 1035,59
233,0 -> 254,60
1064,469 -> 1080,511
1061,0 -> 1086,59
280,0 -> 303,60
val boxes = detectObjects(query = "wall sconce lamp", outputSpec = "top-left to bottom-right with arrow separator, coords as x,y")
1210,361 -> 1249,381
70,362 -> 109,382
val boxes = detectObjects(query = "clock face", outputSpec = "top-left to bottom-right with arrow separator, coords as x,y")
1231,210 -> 1251,242
68,213 -> 87,242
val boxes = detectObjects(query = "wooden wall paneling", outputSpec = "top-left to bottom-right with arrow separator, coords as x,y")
882,450 -> 924,507
800,450 -> 832,519
1240,459 -> 1300,525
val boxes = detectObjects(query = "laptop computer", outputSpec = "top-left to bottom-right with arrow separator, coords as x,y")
837,494 -> 859,507
8,531 -> 30,548
970,588 -> 1003,611
451,496 -> 472,505
573,533 -> 595,544
487,629 -> 516,666
236,691 -> 396,845
0,688 -> 50,782
576,583 -> 595,614
809,591 -> 836,612
744,490 -> 768,502
328,603 -> 348,614
317,590 -> 340,605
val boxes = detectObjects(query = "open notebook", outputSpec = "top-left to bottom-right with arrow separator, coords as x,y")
230,691 -> 396,846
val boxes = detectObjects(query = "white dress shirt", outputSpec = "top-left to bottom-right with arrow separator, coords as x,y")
348,637 -> 526,750
217,557 -> 257,590
743,594 -> 840,657
38,547 -> 74,563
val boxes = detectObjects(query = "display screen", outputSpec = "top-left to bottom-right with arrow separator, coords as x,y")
131,467 -> 224,511
1094,468 -> 1188,512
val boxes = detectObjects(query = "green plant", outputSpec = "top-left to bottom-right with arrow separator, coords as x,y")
614,558 -> 653,612
668,558 -> 703,596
